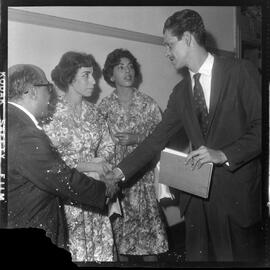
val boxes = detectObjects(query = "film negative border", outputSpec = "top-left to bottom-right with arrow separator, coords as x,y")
0,71 -> 6,228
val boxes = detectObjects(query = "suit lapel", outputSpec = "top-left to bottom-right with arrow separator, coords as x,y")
178,76 -> 206,214
206,57 -> 225,136
183,75 -> 206,146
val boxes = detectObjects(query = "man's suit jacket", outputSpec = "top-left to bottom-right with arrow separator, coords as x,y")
8,104 -> 107,249
118,56 -> 262,228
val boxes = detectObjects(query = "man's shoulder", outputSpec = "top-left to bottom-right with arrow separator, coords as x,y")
214,55 -> 248,71
8,108 -> 33,132
8,107 -> 44,144
8,106 -> 25,132
213,56 -> 260,89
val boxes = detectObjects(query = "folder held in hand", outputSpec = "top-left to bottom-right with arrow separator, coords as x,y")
159,148 -> 213,199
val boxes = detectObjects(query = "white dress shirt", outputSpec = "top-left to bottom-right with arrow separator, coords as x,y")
189,53 -> 214,112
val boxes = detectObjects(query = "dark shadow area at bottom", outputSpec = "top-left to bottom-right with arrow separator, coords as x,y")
0,228 -> 77,268
1,220 -> 269,268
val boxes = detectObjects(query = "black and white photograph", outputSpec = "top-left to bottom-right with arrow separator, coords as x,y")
0,0 -> 269,268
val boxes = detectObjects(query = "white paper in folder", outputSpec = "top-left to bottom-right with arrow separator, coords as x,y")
154,161 -> 174,201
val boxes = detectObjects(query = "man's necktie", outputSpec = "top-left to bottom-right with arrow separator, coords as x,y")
193,73 -> 209,137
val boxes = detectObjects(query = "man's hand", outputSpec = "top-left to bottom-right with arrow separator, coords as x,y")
100,174 -> 120,199
185,145 -> 227,169
104,168 -> 125,182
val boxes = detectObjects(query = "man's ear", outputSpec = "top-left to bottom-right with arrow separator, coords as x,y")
183,31 -> 192,46
27,86 -> 38,100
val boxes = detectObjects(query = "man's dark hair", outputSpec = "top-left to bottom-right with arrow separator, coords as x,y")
163,9 -> 206,47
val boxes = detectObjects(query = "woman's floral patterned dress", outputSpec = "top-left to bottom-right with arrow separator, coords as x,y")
43,96 -> 115,262
98,89 -> 168,255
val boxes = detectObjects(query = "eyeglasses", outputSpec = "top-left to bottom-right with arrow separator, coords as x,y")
164,40 -> 180,51
163,35 -> 184,52
33,83 -> 54,93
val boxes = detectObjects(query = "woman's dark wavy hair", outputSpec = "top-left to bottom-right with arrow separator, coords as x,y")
103,48 -> 141,88
51,51 -> 101,92
163,9 -> 206,47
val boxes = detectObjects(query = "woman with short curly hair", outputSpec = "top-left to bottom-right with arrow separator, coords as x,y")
98,48 -> 168,262
44,51 -> 115,262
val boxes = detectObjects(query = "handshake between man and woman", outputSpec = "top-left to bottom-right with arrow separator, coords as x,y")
101,169 -> 122,200
77,158 -> 123,200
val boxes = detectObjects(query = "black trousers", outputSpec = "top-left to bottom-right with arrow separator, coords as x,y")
184,196 -> 262,262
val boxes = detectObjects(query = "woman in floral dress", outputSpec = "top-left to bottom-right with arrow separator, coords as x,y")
43,51 -> 115,262
98,49 -> 168,262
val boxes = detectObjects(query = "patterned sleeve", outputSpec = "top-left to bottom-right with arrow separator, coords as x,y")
140,97 -> 162,141
96,109 -> 115,164
148,99 -> 162,132
43,105 -> 72,159
97,98 -> 108,120
43,111 -> 62,147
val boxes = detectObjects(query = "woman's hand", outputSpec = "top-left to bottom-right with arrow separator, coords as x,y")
100,176 -> 120,199
76,158 -> 112,178
114,132 -> 140,146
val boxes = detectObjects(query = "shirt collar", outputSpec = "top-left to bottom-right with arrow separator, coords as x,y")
189,53 -> 214,78
8,101 -> 42,130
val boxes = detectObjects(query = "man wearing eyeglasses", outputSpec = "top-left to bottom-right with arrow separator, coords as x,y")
7,64 -> 118,250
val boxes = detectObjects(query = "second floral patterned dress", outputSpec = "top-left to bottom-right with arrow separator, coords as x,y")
43,96 -> 115,262
98,89 -> 168,256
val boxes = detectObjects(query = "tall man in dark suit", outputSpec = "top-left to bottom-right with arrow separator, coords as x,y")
108,10 -> 262,261
7,64 -> 118,250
